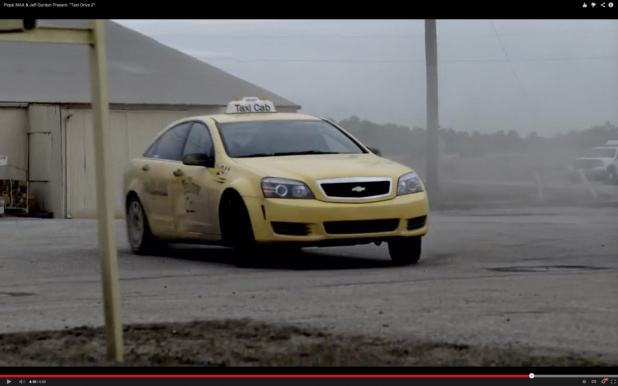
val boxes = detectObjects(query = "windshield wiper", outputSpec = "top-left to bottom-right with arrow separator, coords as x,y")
272,150 -> 340,156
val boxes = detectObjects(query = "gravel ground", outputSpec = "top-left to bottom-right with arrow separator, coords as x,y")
0,319 -> 612,367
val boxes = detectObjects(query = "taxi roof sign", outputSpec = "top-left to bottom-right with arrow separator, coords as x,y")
226,97 -> 276,114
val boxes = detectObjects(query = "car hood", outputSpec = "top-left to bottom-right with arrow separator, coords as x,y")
232,153 -> 414,181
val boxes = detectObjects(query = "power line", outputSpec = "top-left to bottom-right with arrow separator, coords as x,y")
145,30 -> 618,39
489,20 -> 526,96
157,34 -> 426,38
194,56 -> 618,63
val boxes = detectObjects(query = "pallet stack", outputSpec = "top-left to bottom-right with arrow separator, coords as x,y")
0,180 -> 35,214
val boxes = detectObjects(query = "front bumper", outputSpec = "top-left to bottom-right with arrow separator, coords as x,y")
243,192 -> 429,245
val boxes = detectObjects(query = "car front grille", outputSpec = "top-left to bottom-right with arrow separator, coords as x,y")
319,178 -> 391,199
271,222 -> 311,236
323,219 -> 399,235
407,216 -> 427,231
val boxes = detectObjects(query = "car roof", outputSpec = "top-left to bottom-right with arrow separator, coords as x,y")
194,112 -> 324,124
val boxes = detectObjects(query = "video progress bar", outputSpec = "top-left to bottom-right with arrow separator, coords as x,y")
534,375 -> 618,378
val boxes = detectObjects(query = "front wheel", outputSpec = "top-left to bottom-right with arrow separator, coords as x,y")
388,237 -> 422,266
220,194 -> 257,266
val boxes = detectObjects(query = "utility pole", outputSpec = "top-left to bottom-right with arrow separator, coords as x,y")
0,19 -> 124,362
425,20 -> 440,200
87,19 -> 124,363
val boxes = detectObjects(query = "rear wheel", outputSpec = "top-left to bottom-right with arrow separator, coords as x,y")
126,196 -> 161,255
388,237 -> 422,266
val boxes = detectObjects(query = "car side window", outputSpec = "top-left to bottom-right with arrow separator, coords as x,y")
143,141 -> 158,158
183,122 -> 215,158
150,122 -> 192,161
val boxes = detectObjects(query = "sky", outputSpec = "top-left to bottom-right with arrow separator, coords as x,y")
113,19 -> 618,136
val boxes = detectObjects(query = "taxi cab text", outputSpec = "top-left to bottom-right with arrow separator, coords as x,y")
123,97 -> 430,265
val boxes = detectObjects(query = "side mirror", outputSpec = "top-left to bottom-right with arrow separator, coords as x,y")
367,146 -> 382,157
182,153 -> 215,168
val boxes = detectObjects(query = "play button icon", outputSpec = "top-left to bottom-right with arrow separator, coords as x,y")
7,380 -> 11,384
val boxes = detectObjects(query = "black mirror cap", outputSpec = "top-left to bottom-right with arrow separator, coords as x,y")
182,153 -> 215,168
367,146 -> 382,157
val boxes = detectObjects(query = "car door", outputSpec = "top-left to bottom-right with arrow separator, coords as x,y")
169,121 -> 220,237
140,121 -> 192,237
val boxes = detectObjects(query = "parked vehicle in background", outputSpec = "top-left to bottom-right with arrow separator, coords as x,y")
568,141 -> 618,185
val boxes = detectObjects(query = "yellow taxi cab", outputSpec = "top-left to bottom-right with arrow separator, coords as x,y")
123,97 -> 429,265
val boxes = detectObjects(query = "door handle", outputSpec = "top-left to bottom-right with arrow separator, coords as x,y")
142,165 -> 150,171
173,169 -> 184,177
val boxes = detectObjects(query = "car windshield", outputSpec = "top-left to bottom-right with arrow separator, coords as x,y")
216,119 -> 367,158
585,148 -> 617,158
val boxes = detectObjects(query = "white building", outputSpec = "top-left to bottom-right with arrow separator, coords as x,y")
0,20 -> 300,219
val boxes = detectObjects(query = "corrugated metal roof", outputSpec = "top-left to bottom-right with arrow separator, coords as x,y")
0,20 -> 300,108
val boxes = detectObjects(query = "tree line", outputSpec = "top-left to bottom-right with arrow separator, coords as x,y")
335,116 -> 618,159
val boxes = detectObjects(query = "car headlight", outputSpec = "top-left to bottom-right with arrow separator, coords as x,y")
397,172 -> 424,195
261,177 -> 315,199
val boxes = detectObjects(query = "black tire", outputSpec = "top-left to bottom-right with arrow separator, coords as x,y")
278,245 -> 303,253
388,237 -> 422,266
126,196 -> 161,255
268,245 -> 303,261
220,193 -> 257,266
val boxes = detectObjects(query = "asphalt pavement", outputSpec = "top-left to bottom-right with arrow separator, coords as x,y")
0,206 -> 617,361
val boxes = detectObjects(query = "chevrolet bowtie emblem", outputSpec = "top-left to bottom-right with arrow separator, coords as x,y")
351,186 -> 366,192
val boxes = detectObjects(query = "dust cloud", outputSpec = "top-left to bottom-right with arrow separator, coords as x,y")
334,117 -> 618,209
